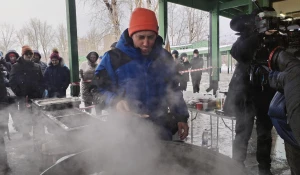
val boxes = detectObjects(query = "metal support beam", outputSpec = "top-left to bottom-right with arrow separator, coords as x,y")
227,51 -> 230,74
206,4 -> 220,95
261,0 -> 270,7
66,0 -> 80,97
219,0 -> 249,11
210,6 -> 220,81
248,0 -> 254,14
159,0 -> 168,41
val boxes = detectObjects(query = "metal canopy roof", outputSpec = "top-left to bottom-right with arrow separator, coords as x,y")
167,0 -> 287,18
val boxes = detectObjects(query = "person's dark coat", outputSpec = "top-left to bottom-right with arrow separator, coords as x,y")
44,57 -> 70,98
0,71 -> 8,103
190,55 -> 203,80
178,54 -> 191,82
4,50 -> 19,72
268,49 -> 300,145
223,33 -> 274,115
94,29 -> 189,123
9,57 -> 45,99
33,50 -> 47,74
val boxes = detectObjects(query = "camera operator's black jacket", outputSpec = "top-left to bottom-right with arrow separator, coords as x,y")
223,33 -> 275,115
269,50 -> 300,144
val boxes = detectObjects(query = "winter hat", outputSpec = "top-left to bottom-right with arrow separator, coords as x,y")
180,53 -> 188,58
128,8 -> 158,37
193,49 -> 199,54
50,48 -> 60,60
9,53 -> 16,57
33,50 -> 41,59
21,45 -> 33,56
172,50 -> 179,56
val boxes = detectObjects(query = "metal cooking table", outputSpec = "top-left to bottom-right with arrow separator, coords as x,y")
188,107 -> 236,151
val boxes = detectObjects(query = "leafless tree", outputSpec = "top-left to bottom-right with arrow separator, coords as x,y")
25,18 -> 41,50
16,27 -> 27,47
102,0 -> 121,40
186,8 -> 209,43
86,27 -> 107,51
0,23 -> 16,52
39,21 -> 55,61
82,0 -> 121,41
56,24 -> 68,61
168,3 -> 177,45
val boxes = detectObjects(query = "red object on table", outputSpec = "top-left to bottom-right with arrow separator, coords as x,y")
196,102 -> 203,110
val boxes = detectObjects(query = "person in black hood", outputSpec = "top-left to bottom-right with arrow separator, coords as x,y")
190,49 -> 203,93
4,50 -> 19,72
32,50 -> 47,74
223,7 -> 276,175
178,52 -> 191,91
9,45 -> 45,139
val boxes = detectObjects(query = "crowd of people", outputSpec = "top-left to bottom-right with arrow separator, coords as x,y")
0,6 -> 299,175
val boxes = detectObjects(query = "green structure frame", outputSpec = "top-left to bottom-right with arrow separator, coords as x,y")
158,0 -> 271,92
65,0 -> 273,96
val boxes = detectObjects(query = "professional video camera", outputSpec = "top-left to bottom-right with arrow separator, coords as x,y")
231,0 -> 300,51
230,0 -> 300,86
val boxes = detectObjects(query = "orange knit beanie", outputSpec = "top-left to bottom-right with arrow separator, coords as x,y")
21,45 -> 33,56
128,8 -> 158,37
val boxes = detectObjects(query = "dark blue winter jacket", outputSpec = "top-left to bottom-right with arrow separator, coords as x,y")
44,58 -> 70,98
94,29 -> 189,123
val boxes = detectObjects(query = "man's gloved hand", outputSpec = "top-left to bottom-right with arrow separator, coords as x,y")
116,100 -> 130,112
178,122 -> 189,140
269,71 -> 285,92
43,90 -> 48,98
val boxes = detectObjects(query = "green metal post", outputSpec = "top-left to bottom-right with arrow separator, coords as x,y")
210,5 -> 220,81
227,51 -> 230,74
261,0 -> 270,7
248,0 -> 254,14
66,0 -> 80,97
205,3 -> 219,95
158,0 -> 167,41
230,54 -> 233,72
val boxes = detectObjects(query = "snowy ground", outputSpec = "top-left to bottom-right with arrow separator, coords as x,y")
4,72 -> 290,175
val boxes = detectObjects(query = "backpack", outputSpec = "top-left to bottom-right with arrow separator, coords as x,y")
268,92 -> 300,148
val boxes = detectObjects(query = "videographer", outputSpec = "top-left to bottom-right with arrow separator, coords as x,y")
223,7 -> 276,175
0,52 -> 11,174
268,45 -> 300,174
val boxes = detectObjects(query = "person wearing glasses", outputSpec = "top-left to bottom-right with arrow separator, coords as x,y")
9,45 -> 45,139
44,48 -> 70,98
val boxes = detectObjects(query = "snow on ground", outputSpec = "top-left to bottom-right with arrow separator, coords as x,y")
4,72 -> 290,175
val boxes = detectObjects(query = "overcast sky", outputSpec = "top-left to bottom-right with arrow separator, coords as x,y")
0,0 -> 235,38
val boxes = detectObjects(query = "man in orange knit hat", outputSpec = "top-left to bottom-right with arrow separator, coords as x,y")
9,45 -> 45,139
91,8 -> 189,140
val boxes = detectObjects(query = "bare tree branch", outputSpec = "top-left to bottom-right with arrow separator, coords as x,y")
0,23 -> 16,52
56,24 -> 68,61
16,27 -> 27,47
39,21 -> 55,61
25,18 -> 41,50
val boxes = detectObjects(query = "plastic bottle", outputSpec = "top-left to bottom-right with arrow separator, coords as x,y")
202,129 -> 209,147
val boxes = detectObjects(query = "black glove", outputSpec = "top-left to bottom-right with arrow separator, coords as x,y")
268,70 -> 285,92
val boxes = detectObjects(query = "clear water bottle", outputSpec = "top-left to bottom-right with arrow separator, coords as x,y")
202,129 -> 209,147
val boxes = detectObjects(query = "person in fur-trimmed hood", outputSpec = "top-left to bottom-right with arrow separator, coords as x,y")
32,50 -> 47,74
44,48 -> 70,98
79,51 -> 99,113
